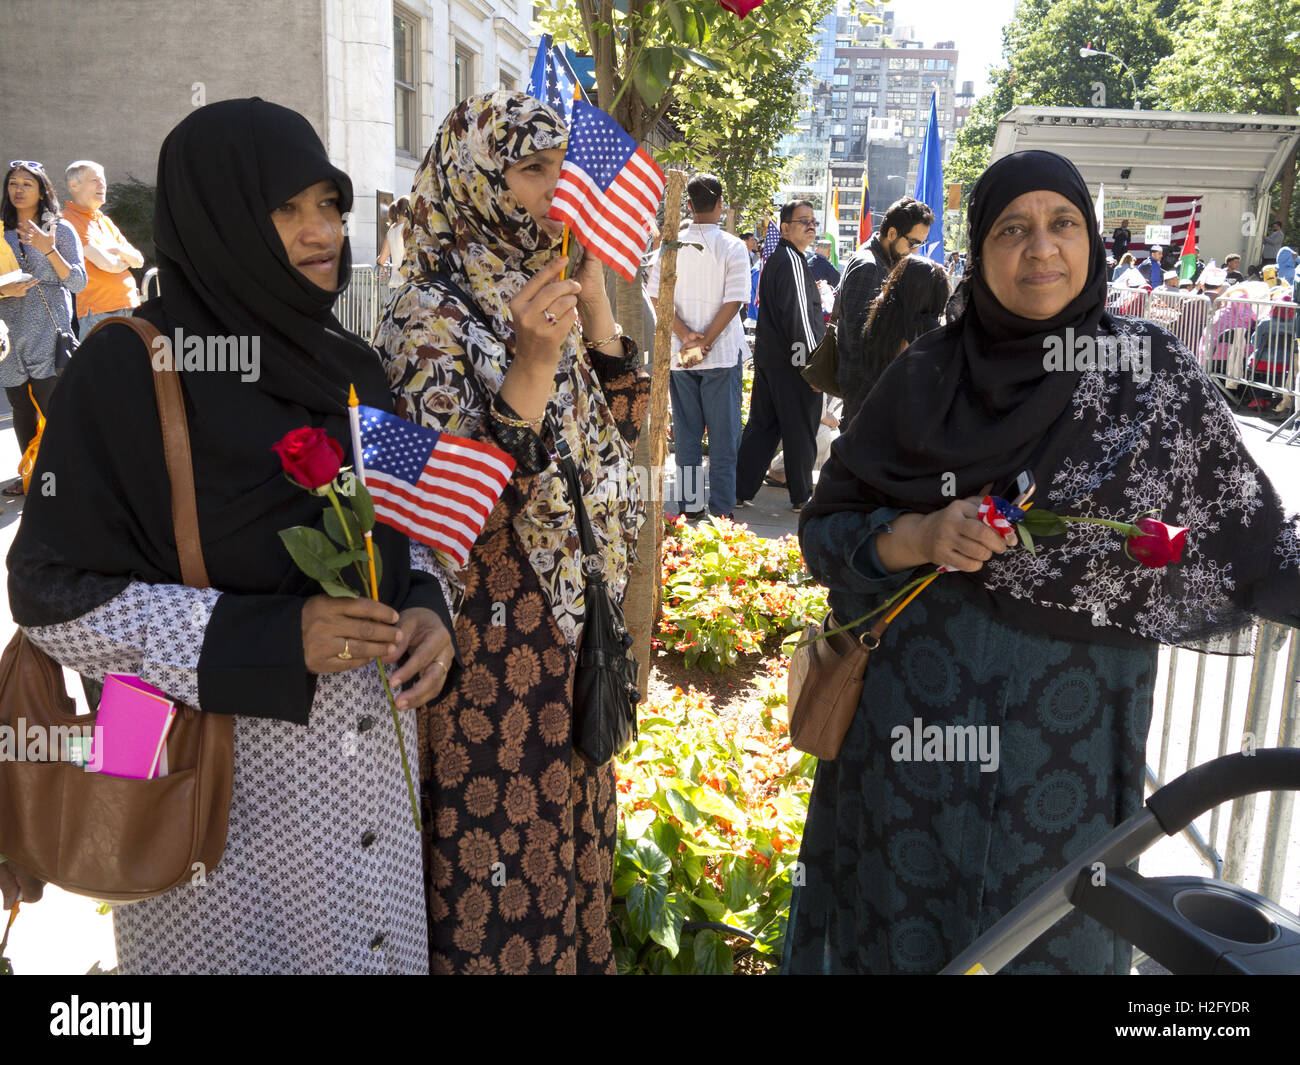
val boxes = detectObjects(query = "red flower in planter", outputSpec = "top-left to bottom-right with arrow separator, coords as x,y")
1126,518 -> 1188,568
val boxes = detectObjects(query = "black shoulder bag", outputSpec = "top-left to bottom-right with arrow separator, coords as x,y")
18,243 -> 78,374
419,269 -> 641,766
550,427 -> 641,766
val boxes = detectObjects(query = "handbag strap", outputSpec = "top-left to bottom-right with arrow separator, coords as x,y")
18,243 -> 64,335
84,317 -> 211,589
550,430 -> 600,561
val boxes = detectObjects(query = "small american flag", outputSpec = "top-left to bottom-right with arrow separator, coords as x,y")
761,219 -> 780,261
357,405 -> 515,569
938,496 -> 1017,574
547,99 -> 666,283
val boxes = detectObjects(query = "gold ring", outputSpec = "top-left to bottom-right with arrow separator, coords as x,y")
543,310 -> 558,324
432,660 -> 447,674
337,639 -> 353,661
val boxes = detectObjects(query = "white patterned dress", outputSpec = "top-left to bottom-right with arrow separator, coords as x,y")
23,543 -> 452,974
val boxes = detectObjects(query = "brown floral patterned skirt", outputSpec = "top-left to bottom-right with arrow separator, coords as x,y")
418,519 -> 617,974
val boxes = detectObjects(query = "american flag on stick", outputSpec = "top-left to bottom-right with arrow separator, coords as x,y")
547,99 -> 666,283
354,404 -> 514,569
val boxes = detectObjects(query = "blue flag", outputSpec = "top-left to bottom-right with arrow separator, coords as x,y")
913,92 -> 944,263
527,35 -> 586,124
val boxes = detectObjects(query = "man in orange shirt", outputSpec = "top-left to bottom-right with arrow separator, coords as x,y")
63,160 -> 142,338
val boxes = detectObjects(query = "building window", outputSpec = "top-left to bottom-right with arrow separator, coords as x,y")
854,90 -> 877,103
500,69 -> 517,92
832,124 -> 846,136
454,45 -> 476,104
393,9 -> 418,155
833,73 -> 850,86
832,138 -> 846,154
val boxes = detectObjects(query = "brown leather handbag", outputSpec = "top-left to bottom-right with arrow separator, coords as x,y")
786,573 -> 937,760
0,317 -> 234,902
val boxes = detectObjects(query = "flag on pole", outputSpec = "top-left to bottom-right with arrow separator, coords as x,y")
761,218 -> 780,260
831,186 -> 840,238
1179,205 -> 1198,282
355,404 -> 515,569
547,99 -> 666,283
527,35 -> 587,124
858,166 -> 872,246
913,92 -> 944,262
1094,183 -> 1105,236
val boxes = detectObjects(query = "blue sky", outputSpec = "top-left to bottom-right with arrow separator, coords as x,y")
887,0 -> 1020,95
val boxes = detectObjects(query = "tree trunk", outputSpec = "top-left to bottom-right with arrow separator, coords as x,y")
620,169 -> 686,700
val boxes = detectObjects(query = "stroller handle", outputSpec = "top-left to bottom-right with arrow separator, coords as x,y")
1147,749 -> 1300,835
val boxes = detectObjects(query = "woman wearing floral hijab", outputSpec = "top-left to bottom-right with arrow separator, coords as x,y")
373,92 -> 649,974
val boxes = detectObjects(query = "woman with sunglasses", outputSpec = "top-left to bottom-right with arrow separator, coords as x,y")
0,161 -> 87,494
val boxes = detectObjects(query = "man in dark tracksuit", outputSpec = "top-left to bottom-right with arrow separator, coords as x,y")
735,199 -> 825,511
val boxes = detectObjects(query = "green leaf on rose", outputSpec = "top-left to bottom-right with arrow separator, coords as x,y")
1018,508 -> 1069,537
323,505 -> 362,549
318,578 -> 360,599
1019,524 -> 1035,557
351,480 -> 376,532
278,526 -> 348,584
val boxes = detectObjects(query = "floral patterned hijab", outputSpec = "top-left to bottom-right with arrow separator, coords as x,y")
406,91 -> 567,337
382,92 -> 643,645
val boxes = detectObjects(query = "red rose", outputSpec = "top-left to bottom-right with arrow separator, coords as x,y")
272,427 -> 344,490
1126,518 -> 1187,568
718,0 -> 764,16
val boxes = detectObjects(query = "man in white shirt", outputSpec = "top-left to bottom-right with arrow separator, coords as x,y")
645,174 -> 751,518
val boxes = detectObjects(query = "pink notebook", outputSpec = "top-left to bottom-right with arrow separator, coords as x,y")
90,673 -> 178,779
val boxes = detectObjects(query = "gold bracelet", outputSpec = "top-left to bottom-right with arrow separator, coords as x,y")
490,406 -> 544,430
585,327 -> 622,349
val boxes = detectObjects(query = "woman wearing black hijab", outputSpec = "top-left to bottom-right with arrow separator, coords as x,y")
784,151 -> 1300,974
3,100 -> 456,973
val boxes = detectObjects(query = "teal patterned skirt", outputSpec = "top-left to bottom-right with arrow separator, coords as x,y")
783,576 -> 1158,974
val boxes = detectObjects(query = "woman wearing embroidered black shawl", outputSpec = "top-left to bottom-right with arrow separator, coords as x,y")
2,100 -> 458,973
785,150 -> 1300,975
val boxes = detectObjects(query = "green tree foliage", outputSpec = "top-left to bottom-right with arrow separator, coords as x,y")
1149,0 -> 1300,227
947,0 -> 1174,195
660,0 -> 836,219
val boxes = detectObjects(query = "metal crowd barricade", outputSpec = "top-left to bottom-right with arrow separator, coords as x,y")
334,265 -> 384,341
1100,283 -> 1300,917
1146,626 -> 1300,917
1107,283 -> 1300,441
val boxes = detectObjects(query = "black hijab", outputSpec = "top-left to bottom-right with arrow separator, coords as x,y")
805,150 -> 1300,649
11,99 -> 409,622
814,150 -> 1110,512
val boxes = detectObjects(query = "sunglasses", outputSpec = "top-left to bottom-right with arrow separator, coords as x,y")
8,160 -> 45,173
789,217 -> 818,228
903,236 -> 927,249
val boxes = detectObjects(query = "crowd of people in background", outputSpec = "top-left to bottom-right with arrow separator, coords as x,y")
0,158 -> 142,494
